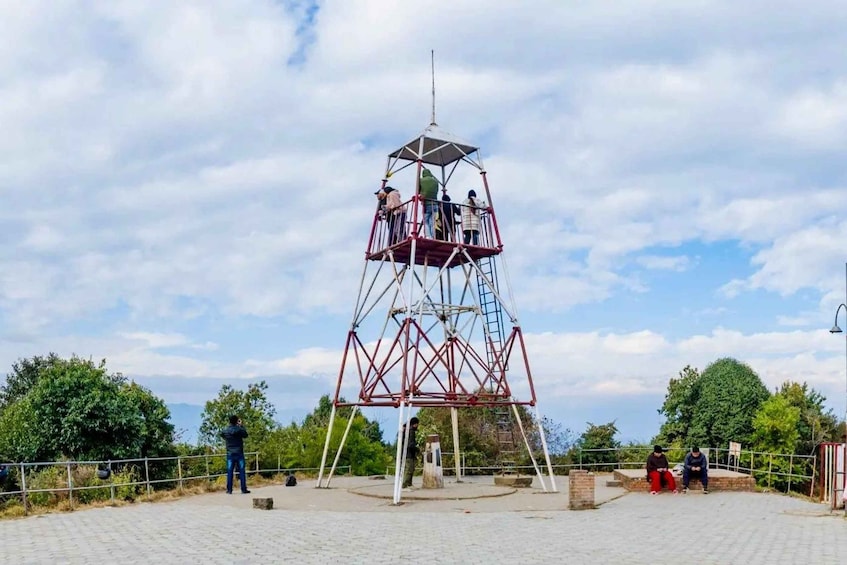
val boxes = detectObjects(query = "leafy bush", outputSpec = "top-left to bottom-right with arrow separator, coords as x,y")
26,465 -> 68,507
72,465 -> 110,504
112,468 -> 141,501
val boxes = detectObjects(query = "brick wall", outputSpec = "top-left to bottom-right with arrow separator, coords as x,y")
569,470 -> 595,510
612,470 -> 756,492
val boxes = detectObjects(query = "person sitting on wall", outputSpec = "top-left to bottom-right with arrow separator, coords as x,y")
646,445 -> 678,495
683,446 -> 709,494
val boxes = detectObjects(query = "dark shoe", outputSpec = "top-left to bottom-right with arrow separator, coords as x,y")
682,487 -> 688,494
703,488 -> 709,494
226,491 -> 232,494
242,490 -> 251,494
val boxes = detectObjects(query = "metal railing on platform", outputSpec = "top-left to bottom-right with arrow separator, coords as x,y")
443,445 -> 817,497
0,454 -> 350,516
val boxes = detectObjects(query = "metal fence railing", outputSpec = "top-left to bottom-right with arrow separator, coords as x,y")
444,445 -> 817,497
570,445 -> 817,497
1,445 -> 820,516
0,454 -> 351,517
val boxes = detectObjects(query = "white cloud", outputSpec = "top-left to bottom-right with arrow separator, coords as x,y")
3,3 -> 846,326
777,315 -> 813,327
2,1 -> 847,430
119,332 -> 192,349
637,255 -> 692,272
717,221 -> 847,307
773,80 -> 847,149
22,325 -> 841,413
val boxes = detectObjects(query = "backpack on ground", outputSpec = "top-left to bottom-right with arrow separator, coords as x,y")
285,474 -> 297,487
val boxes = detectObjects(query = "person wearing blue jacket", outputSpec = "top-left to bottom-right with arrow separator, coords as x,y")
683,446 -> 709,494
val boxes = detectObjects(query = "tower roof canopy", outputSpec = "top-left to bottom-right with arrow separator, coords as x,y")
389,124 -> 479,167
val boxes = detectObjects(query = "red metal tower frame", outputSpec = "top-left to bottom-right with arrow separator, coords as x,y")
317,124 -> 556,502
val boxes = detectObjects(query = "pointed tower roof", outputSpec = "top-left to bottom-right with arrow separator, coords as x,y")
389,124 -> 479,167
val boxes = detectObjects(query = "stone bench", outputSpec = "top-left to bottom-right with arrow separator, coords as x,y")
613,468 -> 756,492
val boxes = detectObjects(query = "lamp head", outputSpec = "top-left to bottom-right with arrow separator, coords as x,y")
830,324 -> 843,334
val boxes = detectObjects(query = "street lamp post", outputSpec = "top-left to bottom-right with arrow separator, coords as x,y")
828,262 -> 847,510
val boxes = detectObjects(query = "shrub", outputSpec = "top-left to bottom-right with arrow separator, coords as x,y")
26,465 -> 68,507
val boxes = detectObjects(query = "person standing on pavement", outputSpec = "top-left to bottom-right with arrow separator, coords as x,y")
401,417 -> 420,488
221,415 -> 250,494
646,445 -> 677,495
682,446 -> 709,494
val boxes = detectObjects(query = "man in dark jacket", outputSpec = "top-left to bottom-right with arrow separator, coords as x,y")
436,194 -> 460,241
401,417 -> 420,488
683,446 -> 709,493
646,445 -> 677,495
221,415 -> 250,494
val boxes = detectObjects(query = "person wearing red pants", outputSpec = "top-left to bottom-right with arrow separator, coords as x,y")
646,445 -> 678,495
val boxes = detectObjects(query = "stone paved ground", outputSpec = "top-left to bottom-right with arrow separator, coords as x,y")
1,476 -> 845,564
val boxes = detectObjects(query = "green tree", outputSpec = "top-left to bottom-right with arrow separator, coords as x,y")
690,358 -> 770,449
260,396 -> 388,475
654,365 -> 700,447
775,381 -> 839,455
0,356 -> 174,462
198,381 -> 277,453
654,358 -> 770,451
414,404 -> 542,469
751,395 -> 801,490
28,358 -> 144,460
572,421 -> 620,470
0,353 -> 61,412
122,382 -> 177,458
302,395 -> 385,445
752,396 -> 801,453
540,416 -> 574,458
0,396 -> 40,461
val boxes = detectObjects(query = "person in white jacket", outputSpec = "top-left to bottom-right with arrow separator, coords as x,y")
377,186 -> 406,245
461,189 -> 486,245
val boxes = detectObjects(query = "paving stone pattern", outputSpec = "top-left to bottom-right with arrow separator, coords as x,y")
1,476 -> 845,564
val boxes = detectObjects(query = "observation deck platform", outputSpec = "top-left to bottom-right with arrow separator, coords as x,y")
368,197 -> 502,269
366,236 -> 501,268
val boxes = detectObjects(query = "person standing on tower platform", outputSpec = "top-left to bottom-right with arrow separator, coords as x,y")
377,187 -> 405,245
401,417 -> 420,488
436,193 -> 460,241
418,168 -> 439,238
461,190 -> 486,245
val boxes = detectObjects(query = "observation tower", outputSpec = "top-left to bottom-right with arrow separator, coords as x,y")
317,86 -> 556,504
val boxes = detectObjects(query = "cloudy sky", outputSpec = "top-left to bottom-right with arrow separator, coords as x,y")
2,0 -> 847,442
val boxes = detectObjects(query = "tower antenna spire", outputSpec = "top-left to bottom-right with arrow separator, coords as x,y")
430,49 -> 437,126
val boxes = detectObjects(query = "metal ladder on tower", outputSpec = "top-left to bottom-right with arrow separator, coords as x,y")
475,256 -> 506,371
494,406 -> 518,474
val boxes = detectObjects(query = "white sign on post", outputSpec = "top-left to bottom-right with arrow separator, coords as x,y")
729,441 -> 742,469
